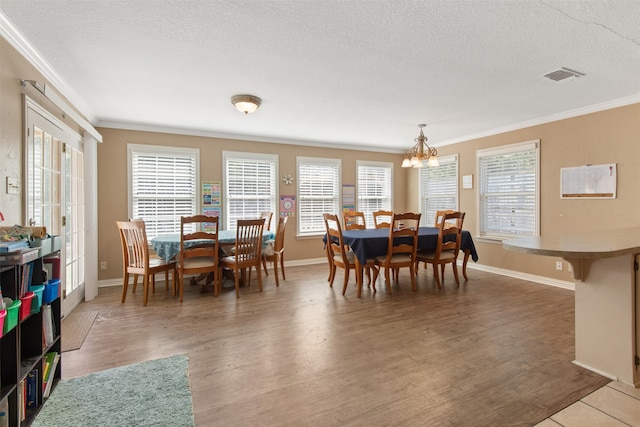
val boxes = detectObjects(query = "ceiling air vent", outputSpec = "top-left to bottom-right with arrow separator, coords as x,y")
543,67 -> 585,82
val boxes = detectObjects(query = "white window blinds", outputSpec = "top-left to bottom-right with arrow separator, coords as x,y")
477,140 -> 539,239
357,161 -> 393,227
419,154 -> 458,226
129,144 -> 198,239
223,152 -> 278,230
297,157 -> 341,235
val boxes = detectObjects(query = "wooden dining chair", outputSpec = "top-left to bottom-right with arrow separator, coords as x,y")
127,217 -> 169,292
434,210 -> 462,229
324,213 -> 375,295
341,211 -> 373,284
415,211 -> 465,288
219,219 -> 264,298
262,216 -> 288,286
260,211 -> 273,231
178,215 -> 220,301
116,220 -> 177,306
373,210 -> 393,229
372,212 -> 421,295
342,211 -> 366,230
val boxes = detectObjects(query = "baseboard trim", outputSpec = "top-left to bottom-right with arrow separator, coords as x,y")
572,360 -> 618,382
98,258 -> 574,291
464,262 -> 575,291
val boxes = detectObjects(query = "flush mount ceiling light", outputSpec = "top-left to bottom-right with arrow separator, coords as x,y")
401,124 -> 439,168
231,94 -> 261,114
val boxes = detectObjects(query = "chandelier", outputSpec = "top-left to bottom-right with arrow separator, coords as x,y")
401,124 -> 439,168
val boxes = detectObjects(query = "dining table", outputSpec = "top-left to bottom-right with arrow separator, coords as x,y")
329,227 -> 479,297
151,229 -> 276,262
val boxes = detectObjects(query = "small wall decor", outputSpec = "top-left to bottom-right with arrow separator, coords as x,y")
6,177 -> 20,195
462,174 -> 473,189
282,174 -> 294,185
280,195 -> 295,216
201,181 -> 221,231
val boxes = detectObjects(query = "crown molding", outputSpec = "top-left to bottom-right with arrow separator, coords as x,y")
0,11 -> 97,123
97,120 -> 402,154
437,94 -> 640,148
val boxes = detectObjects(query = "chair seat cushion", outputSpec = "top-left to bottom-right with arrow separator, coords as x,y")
181,257 -> 216,269
415,250 -> 456,261
333,251 -> 356,264
150,258 -> 174,268
374,253 -> 412,263
263,240 -> 275,256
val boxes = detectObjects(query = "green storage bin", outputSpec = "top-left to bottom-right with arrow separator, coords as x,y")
3,300 -> 21,335
30,285 -> 45,314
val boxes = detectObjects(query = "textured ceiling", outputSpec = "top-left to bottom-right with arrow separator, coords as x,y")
1,1 -> 639,152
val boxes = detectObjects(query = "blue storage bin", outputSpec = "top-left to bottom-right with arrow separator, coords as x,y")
43,279 -> 60,304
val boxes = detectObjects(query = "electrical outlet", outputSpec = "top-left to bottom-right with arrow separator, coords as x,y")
99,261 -> 107,271
555,261 -> 563,271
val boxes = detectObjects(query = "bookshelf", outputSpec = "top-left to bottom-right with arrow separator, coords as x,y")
0,243 -> 61,426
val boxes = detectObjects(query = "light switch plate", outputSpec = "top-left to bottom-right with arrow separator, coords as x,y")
6,177 -> 20,195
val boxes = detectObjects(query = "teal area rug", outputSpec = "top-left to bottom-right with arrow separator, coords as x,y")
32,354 -> 194,427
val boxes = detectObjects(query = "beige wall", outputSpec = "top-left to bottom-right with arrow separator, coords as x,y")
96,128 -> 409,280
3,37 -> 640,285
0,38 -> 80,224
433,103 -> 640,281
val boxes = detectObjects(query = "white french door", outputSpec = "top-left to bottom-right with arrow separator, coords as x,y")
25,97 -> 84,315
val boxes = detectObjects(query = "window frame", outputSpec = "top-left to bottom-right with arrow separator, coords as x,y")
297,156 -> 341,237
127,144 -> 199,240
418,154 -> 459,227
356,160 -> 393,228
222,151 -> 278,230
476,139 -> 540,241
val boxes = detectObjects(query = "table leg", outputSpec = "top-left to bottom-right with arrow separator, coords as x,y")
355,258 -> 363,298
462,249 -> 470,281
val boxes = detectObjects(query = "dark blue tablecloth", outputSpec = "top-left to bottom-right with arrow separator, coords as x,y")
332,227 -> 478,265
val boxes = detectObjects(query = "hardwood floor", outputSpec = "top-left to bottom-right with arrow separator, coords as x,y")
63,264 -> 612,426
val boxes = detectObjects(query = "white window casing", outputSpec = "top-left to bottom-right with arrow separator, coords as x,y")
297,156 -> 341,236
356,160 -> 393,228
223,151 -> 278,230
419,154 -> 458,227
476,140 -> 540,241
128,144 -> 199,239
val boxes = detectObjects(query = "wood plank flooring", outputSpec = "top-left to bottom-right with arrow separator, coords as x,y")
62,264 -> 612,426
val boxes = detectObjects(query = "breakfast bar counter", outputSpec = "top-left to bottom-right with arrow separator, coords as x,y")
503,227 -> 640,387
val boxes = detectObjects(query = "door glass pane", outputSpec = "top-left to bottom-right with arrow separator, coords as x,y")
65,145 -> 84,296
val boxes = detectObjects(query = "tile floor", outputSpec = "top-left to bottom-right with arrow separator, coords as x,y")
535,381 -> 640,426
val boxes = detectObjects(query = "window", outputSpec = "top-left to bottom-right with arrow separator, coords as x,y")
297,157 -> 341,235
477,140 -> 539,240
419,154 -> 459,226
223,152 -> 278,230
356,161 -> 393,227
128,144 -> 198,239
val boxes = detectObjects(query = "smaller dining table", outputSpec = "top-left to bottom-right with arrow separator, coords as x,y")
151,229 -> 275,262
330,227 -> 479,297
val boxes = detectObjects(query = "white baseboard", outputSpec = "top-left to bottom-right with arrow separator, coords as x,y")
98,257 -> 331,288
99,258 -> 574,291
463,261 -> 575,291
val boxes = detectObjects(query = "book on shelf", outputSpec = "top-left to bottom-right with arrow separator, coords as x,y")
42,352 -> 60,399
42,305 -> 55,346
26,369 -> 38,408
42,352 -> 56,394
0,396 -> 8,427
0,239 -> 29,253
20,262 -> 31,297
